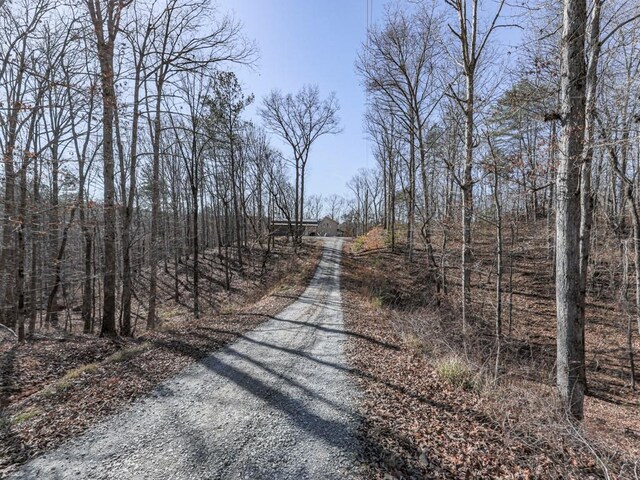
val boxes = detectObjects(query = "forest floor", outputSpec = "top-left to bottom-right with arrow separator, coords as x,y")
342,225 -> 640,479
0,239 -> 323,477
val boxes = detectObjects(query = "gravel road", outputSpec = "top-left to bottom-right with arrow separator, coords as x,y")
10,238 -> 360,480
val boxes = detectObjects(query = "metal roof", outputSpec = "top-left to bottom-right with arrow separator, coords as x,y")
272,219 -> 318,226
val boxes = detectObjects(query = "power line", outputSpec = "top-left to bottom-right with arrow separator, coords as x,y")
365,0 -> 372,169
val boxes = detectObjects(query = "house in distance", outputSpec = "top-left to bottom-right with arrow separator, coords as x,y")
317,216 -> 340,236
271,216 -> 343,237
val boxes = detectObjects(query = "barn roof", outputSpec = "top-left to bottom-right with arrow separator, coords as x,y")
272,219 -> 318,226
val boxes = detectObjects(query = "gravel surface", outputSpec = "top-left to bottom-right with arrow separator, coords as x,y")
9,238 -> 360,480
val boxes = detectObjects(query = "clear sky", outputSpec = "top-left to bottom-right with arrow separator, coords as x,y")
215,1 -> 523,199
216,0 -> 380,198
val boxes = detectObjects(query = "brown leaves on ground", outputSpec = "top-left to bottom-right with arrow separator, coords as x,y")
341,231 -> 639,479
352,226 -> 389,253
0,240 -> 322,477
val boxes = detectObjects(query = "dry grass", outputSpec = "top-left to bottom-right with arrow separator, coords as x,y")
40,363 -> 102,397
433,356 -> 476,390
351,227 -> 388,253
400,331 -> 430,353
10,409 -> 41,426
105,343 -> 151,363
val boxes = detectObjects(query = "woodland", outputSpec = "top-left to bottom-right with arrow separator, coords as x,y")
1,0 -> 640,477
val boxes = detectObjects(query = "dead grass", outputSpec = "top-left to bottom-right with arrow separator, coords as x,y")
105,343 -> 151,363
433,356 -> 476,390
351,227 -> 388,253
11,408 -> 41,426
400,331 -> 430,354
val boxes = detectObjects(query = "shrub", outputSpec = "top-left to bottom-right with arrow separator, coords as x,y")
434,356 -> 475,390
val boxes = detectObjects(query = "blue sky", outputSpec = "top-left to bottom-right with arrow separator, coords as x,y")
217,0 -> 380,198
216,0 -> 523,199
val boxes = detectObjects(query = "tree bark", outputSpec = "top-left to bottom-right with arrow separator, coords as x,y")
461,69 -> 474,339
556,0 -> 587,420
86,0 -> 124,337
147,72 -> 165,330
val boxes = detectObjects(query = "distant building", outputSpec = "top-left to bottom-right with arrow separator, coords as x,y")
271,216 -> 343,237
317,216 -> 339,237
271,219 -> 317,236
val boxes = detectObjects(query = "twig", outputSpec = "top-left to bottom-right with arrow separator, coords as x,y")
0,322 -> 18,339
567,418 -> 611,480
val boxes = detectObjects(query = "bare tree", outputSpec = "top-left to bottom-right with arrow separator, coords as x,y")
145,0 -> 254,329
357,4 -> 443,262
306,195 -> 324,221
206,70 -> 254,269
326,194 -> 345,222
445,0 -> 506,340
260,85 -> 341,244
85,0 -> 131,336
556,0 -> 587,420
0,0 -> 51,331
116,5 -> 156,336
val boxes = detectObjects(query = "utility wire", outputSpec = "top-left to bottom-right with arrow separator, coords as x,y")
365,0 -> 372,169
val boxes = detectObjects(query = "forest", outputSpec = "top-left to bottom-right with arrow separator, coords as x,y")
1,0 -> 640,478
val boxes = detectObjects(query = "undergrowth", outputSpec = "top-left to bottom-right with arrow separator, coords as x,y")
343,227 -> 639,478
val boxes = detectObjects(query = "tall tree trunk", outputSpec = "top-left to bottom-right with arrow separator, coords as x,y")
578,0 -> 601,389
16,161 -> 28,342
300,162 -> 307,245
118,63 -> 144,336
231,144 -> 243,267
461,67 -> 475,340
86,5 -> 120,336
192,184 -> 200,318
0,66 -> 22,330
82,226 -> 93,333
147,78 -> 165,330
493,162 -> 503,379
100,58 -> 117,336
556,0 -> 587,420
631,213 -> 640,388
28,157 -> 42,336
407,124 -> 415,262
45,207 -> 78,325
